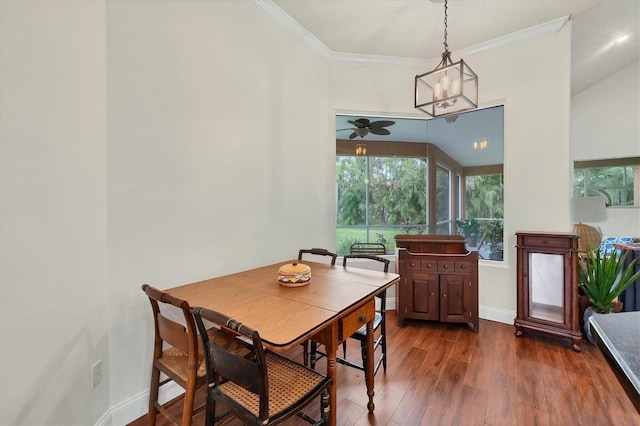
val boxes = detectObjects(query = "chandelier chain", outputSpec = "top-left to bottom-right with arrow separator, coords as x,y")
443,0 -> 449,53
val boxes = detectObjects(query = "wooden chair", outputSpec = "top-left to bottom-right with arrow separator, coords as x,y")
310,254 -> 390,375
142,284 -> 251,426
298,248 -> 337,265
297,248 -> 338,366
193,307 -> 333,426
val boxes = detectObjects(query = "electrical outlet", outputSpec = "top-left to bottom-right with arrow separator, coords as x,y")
92,359 -> 102,389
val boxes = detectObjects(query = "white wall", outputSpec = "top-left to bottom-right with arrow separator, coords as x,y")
571,61 -> 640,237
105,0 -> 331,420
330,24 -> 574,323
0,1 -> 109,424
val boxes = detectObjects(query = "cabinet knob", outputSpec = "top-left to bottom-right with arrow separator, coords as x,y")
410,262 -> 416,267
430,292 -> 435,296
443,264 -> 449,269
460,264 -> 466,269
442,293 -> 447,298
359,314 -> 366,322
427,263 -> 432,268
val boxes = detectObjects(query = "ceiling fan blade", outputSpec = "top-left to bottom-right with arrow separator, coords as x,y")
336,128 -> 355,132
349,132 -> 358,139
347,120 -> 362,128
370,120 -> 395,128
369,128 -> 391,136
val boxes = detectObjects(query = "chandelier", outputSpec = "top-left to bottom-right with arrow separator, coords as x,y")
415,0 -> 478,117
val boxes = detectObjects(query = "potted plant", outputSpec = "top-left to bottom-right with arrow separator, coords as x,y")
475,220 -> 503,260
456,218 -> 481,247
579,248 -> 640,342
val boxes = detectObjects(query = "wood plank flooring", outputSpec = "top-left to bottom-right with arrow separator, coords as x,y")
129,312 -> 640,425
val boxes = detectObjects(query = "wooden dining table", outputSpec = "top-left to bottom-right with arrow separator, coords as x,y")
165,259 -> 399,426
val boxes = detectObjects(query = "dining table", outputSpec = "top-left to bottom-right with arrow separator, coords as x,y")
165,259 -> 400,426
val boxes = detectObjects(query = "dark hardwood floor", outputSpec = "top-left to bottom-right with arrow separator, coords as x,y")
130,312 -> 640,425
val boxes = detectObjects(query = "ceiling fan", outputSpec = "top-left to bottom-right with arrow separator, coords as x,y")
337,118 -> 395,139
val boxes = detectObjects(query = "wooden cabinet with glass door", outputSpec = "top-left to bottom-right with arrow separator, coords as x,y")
514,231 -> 582,351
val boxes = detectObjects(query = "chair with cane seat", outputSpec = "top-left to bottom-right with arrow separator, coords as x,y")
193,306 -> 332,425
142,284 -> 251,426
310,254 -> 390,375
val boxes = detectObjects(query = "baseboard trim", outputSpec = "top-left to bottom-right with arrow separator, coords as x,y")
97,382 -> 184,426
480,305 -> 516,325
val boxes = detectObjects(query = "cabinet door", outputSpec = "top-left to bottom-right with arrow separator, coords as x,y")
411,273 -> 439,321
440,273 -> 470,323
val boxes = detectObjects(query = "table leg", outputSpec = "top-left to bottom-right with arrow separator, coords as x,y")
322,323 -> 338,426
365,319 -> 375,412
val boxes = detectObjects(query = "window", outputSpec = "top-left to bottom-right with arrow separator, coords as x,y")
461,173 -> 504,260
573,157 -> 639,206
336,106 -> 504,260
436,164 -> 452,234
336,156 -> 426,254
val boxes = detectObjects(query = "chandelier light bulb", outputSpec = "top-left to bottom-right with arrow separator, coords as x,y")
451,79 -> 460,95
434,82 -> 442,99
441,75 -> 451,95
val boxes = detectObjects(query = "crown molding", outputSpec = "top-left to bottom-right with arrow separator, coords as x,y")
454,15 -> 570,59
245,0 -> 332,60
245,0 -> 569,67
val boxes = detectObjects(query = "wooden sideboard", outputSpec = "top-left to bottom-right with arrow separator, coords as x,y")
395,235 -> 479,332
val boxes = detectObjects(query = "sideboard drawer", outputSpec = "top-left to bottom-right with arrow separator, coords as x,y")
405,259 -> 421,271
421,260 -> 438,272
438,260 -> 455,272
455,261 -> 473,273
339,300 -> 375,341
520,235 -> 573,250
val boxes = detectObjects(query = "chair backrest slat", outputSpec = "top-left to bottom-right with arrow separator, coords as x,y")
209,344 -> 261,394
342,254 -> 390,272
349,242 -> 387,256
157,314 -> 191,355
298,248 -> 337,265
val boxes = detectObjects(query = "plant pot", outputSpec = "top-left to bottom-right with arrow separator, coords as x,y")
583,301 -> 624,344
583,306 -> 597,344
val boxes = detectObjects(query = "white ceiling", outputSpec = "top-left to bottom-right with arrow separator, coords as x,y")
272,0 -> 639,95
258,0 -> 639,166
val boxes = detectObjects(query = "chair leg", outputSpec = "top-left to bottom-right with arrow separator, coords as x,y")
302,340 -> 309,367
205,394 -> 216,426
320,389 -> 330,424
148,366 -> 160,426
310,341 -> 318,370
381,320 -> 387,371
181,377 -> 197,426
359,339 -> 368,374
342,340 -> 347,359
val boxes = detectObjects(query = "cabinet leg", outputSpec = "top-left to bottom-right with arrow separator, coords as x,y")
514,324 -> 523,337
572,338 -> 582,352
